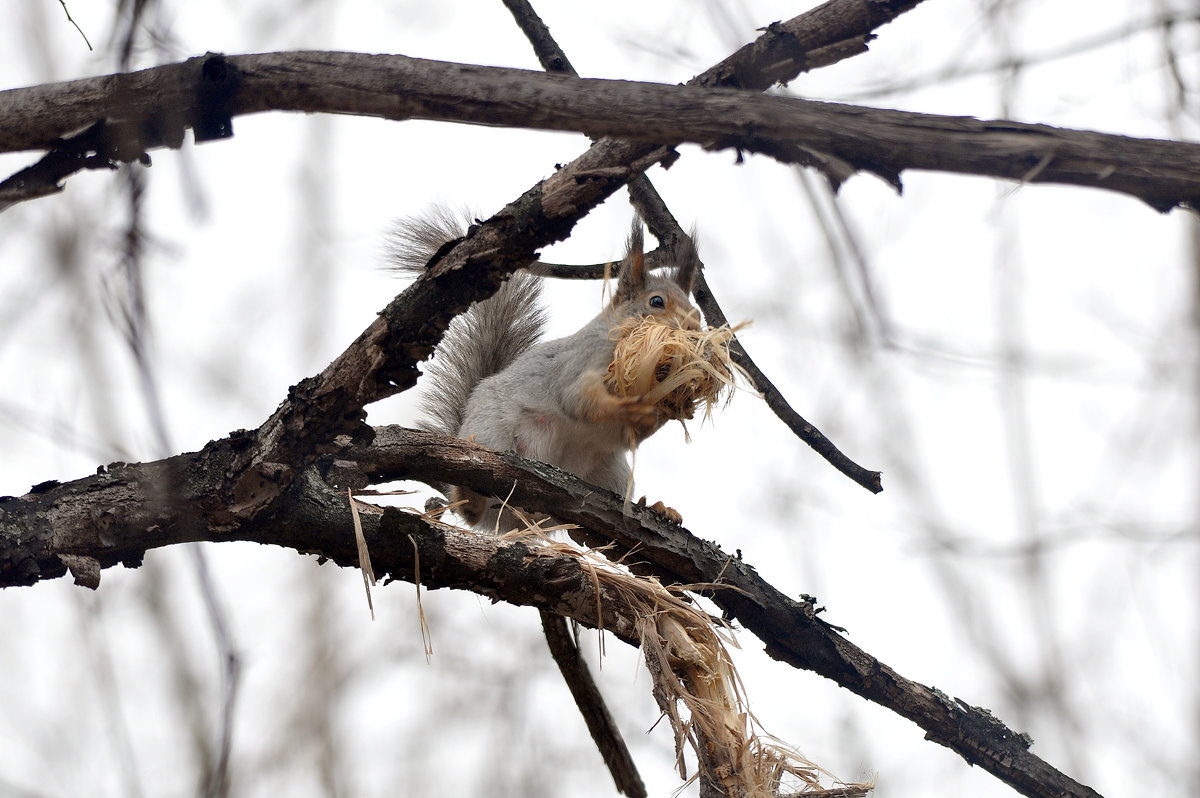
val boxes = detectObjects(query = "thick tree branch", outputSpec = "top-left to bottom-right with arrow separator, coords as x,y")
0,426 -> 1102,798
6,0 -> 926,149
4,48 -> 1200,210
0,440 -> 637,652
342,428 -> 1101,798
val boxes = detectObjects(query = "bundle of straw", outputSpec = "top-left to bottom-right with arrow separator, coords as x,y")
387,502 -> 871,797
500,522 -> 870,798
604,315 -> 748,424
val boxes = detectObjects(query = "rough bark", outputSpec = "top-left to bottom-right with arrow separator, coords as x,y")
0,427 -> 1102,798
3,49 -> 1200,211
5,0 -> 925,151
345,428 -> 1105,798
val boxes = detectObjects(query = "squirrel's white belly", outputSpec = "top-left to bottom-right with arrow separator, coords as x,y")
514,408 -> 629,493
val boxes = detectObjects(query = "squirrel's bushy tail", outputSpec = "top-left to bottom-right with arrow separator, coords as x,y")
390,207 -> 546,436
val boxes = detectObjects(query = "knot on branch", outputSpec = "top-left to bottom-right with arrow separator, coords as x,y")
193,52 -> 240,142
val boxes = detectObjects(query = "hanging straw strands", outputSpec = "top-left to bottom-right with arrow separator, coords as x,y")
493,522 -> 871,798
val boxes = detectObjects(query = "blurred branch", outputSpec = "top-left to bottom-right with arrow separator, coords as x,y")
112,154 -> 242,798
844,11 -> 1200,101
0,426 -> 1101,798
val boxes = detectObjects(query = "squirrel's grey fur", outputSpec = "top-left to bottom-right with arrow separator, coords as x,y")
392,207 -> 700,532
390,208 -> 547,438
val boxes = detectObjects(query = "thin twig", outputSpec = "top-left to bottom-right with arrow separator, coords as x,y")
627,176 -> 883,493
56,0 -> 93,51
188,545 -> 241,798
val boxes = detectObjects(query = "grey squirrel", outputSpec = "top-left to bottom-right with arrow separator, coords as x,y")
393,208 -> 700,532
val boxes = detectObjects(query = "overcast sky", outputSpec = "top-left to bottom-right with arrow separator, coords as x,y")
0,2 -> 1195,798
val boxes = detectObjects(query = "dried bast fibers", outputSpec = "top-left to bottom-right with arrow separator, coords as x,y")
557,533 -> 869,797
603,315 -> 750,431
390,502 -> 871,797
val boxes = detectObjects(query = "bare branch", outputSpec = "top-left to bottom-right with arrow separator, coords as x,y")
55,0 -> 93,52
4,49 -> 1200,211
540,610 -> 647,798
0,426 -> 1103,798
350,428 -> 1100,798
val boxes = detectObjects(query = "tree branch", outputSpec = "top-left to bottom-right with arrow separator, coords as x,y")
342,428 -> 1102,798
0,426 -> 1103,798
4,48 -> 1200,210
540,610 -> 647,798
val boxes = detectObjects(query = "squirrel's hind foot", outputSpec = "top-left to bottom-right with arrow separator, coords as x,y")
637,496 -> 683,525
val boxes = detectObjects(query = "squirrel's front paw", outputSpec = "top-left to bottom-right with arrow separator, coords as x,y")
608,395 -> 661,426
637,496 -> 683,525
579,371 -> 661,427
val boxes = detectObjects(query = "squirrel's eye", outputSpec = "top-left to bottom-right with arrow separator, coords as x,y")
649,295 -> 666,309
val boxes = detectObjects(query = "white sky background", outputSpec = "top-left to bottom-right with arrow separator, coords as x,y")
0,1 -> 1196,797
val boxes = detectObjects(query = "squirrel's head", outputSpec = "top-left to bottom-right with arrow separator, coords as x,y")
613,223 -> 701,331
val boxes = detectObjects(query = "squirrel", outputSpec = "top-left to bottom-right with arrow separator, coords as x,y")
392,208 -> 700,533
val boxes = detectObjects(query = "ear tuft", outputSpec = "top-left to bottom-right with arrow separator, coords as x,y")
616,220 -> 647,302
672,229 -> 700,294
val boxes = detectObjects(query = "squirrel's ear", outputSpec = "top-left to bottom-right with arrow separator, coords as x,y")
672,230 -> 700,295
616,222 -> 647,301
